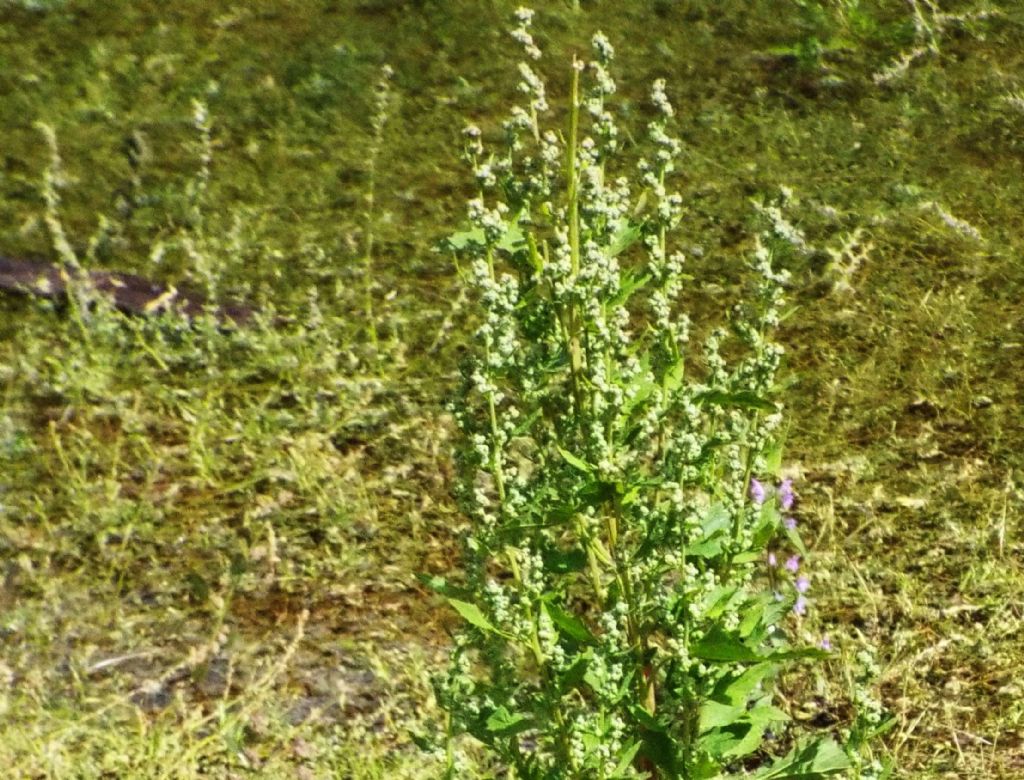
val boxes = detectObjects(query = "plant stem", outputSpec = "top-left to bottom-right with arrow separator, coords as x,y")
565,59 -> 586,421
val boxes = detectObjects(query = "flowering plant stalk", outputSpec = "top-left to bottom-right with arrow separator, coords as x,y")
432,9 -> 851,778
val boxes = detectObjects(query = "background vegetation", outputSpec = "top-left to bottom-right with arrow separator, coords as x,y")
0,0 -> 1020,776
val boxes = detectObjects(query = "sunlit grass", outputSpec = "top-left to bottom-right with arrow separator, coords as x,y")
0,0 -> 1022,776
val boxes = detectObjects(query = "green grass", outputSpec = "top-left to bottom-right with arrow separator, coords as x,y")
1,0 -> 1022,776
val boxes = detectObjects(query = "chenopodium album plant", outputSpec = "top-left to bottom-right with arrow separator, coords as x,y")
431,9 -> 852,779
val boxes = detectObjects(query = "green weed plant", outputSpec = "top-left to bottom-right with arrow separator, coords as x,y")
432,9 -> 862,779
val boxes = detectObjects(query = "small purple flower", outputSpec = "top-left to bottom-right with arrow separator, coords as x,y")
783,516 -> 797,531
795,575 -> 810,594
767,551 -> 778,567
749,478 -> 766,505
793,595 -> 808,616
778,478 -> 795,510
785,555 -> 800,573
820,635 -> 832,651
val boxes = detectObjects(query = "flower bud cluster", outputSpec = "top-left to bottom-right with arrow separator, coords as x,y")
436,10 -> 832,777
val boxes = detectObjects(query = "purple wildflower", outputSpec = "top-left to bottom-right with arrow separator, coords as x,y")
793,595 -> 808,616
767,551 -> 777,567
796,575 -> 810,594
749,478 -> 766,505
783,516 -> 797,531
820,635 -> 832,651
778,478 -> 795,510
785,555 -> 800,573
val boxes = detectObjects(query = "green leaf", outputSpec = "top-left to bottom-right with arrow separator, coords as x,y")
751,505 -> 779,550
485,706 -> 534,736
738,595 -> 770,638
749,599 -> 789,640
542,547 -> 587,574
444,216 -> 526,254
629,704 -> 665,733
699,700 -> 744,733
558,654 -> 589,692
447,598 -> 498,634
751,737 -> 852,778
783,522 -> 808,556
418,574 -> 473,600
715,662 -> 777,705
696,390 -> 777,412
444,227 -> 482,251
511,408 -> 543,436
746,700 -> 791,728
688,504 -> 731,558
723,721 -> 768,759
703,585 -> 744,620
609,740 -> 643,778
686,536 -> 725,558
763,438 -> 785,476
693,626 -> 762,662
763,645 -> 831,662
609,220 -> 643,257
577,479 -> 618,506
731,550 -> 763,564
621,374 -> 657,418
640,729 -> 679,776
663,357 -> 685,393
542,601 -> 596,644
699,726 -> 746,760
557,446 -> 593,474
609,271 -> 652,309
700,503 -> 732,536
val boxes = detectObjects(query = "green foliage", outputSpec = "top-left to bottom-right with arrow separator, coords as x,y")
2,0 -> 1021,776
435,9 -> 861,778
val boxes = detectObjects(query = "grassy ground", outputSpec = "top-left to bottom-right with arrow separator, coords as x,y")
0,0 -> 1022,777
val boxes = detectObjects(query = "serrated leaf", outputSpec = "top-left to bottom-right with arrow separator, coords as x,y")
444,227 -> 483,251
700,503 -> 732,536
751,737 -> 852,778
693,626 -> 761,662
486,706 -> 534,736
609,221 -> 643,257
448,598 -> 498,634
444,216 -> 526,254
